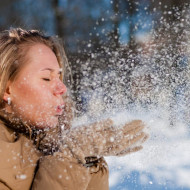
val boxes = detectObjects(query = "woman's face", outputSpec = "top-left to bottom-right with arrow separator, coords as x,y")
5,43 -> 67,128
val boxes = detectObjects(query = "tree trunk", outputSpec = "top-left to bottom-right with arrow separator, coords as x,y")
128,0 -> 137,51
52,0 -> 65,38
112,0 -> 120,48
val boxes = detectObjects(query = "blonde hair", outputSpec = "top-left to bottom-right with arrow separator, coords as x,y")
0,27 -> 71,109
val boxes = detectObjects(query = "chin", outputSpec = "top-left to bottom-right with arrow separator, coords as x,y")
35,117 -> 58,129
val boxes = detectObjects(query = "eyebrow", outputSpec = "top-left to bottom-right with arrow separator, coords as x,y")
40,68 -> 62,74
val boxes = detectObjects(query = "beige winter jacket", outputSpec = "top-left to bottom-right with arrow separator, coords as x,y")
0,122 -> 109,190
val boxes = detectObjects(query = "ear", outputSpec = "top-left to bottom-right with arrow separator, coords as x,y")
3,81 -> 12,102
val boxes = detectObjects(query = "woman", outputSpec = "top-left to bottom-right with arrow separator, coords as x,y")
0,28 -> 148,190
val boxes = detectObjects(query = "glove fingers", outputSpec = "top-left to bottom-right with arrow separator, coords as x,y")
140,133 -> 149,143
122,131 -> 147,149
122,120 -> 145,134
101,132 -> 144,156
116,146 -> 143,156
131,132 -> 149,146
90,118 -> 114,132
123,124 -> 145,137
101,131 -> 147,156
112,120 -> 144,142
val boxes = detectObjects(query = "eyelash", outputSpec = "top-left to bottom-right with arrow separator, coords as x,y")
42,78 -> 51,81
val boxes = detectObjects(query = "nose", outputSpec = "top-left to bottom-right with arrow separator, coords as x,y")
54,80 -> 67,96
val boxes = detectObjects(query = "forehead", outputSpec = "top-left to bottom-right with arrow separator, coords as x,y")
24,43 -> 60,72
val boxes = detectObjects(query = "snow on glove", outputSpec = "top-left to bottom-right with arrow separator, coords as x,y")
60,119 -> 148,164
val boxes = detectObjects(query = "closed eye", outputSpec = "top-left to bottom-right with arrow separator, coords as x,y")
42,78 -> 51,81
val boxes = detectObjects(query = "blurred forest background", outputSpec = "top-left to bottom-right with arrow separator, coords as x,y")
1,0 -> 190,119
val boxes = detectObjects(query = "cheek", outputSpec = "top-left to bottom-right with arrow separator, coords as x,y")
11,81 -> 58,128
12,80 -> 53,112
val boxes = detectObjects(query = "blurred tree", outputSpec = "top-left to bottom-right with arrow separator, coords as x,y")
52,0 -> 65,38
0,0 -> 20,30
111,0 -> 120,48
127,0 -> 138,51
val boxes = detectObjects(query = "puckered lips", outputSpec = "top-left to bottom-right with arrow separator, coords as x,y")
55,103 -> 64,116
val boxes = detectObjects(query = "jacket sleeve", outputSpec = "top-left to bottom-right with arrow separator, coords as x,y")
31,153 -> 91,190
31,153 -> 109,190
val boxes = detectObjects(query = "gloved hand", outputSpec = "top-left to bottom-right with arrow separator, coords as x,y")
60,119 -> 148,164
